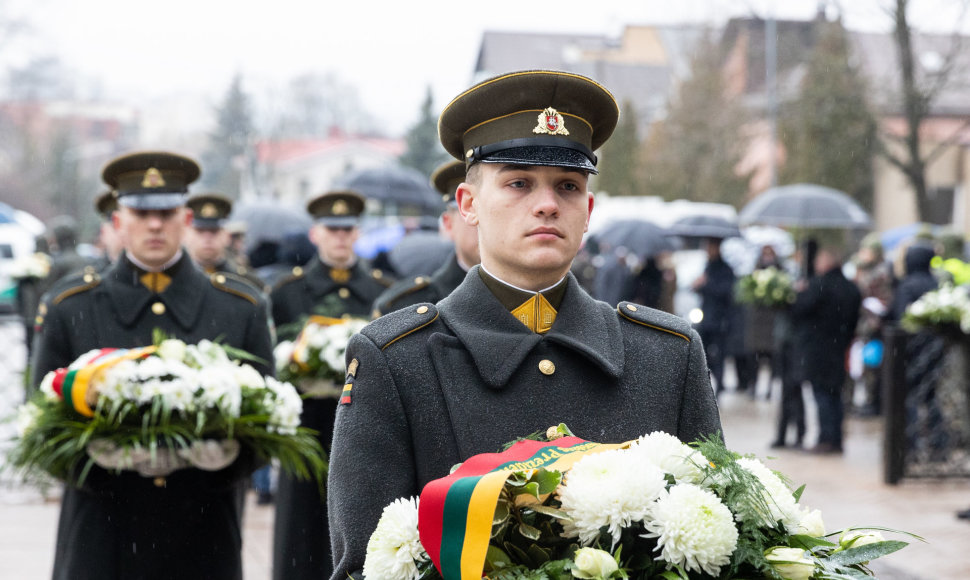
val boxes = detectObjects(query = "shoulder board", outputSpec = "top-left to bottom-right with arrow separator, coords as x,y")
210,272 -> 261,305
371,268 -> 393,288
375,276 -> 433,314
361,302 -> 439,350
272,266 -> 307,291
52,271 -> 101,306
617,301 -> 692,342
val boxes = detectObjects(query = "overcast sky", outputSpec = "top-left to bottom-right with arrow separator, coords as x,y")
3,0 -> 967,137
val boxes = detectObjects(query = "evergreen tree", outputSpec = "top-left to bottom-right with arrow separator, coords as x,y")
201,73 -> 254,197
779,19 -> 877,209
638,30 -> 748,207
398,86 -> 448,177
594,100 -> 640,196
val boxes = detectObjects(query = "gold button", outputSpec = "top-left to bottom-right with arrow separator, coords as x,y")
373,269 -> 383,279
216,274 -> 226,284
83,273 -> 94,283
417,305 -> 429,314
414,277 -> 425,284
151,302 -> 166,315
466,149 -> 474,158
153,477 -> 166,488
626,304 -> 638,312
292,266 -> 303,276
538,359 -> 555,375
338,288 -> 350,299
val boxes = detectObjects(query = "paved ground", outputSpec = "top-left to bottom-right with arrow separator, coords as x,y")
1,317 -> 968,579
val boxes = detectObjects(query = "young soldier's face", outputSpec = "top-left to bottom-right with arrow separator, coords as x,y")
184,227 -> 229,268
458,163 -> 592,290
114,206 -> 190,269
310,223 -> 360,267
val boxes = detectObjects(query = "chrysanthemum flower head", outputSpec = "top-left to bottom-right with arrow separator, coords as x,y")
558,447 -> 667,546
642,483 -> 738,576
364,496 -> 427,580
629,431 -> 707,484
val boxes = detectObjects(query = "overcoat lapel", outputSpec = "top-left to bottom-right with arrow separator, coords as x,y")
436,268 -> 625,388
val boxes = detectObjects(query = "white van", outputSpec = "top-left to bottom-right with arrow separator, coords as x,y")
0,224 -> 39,314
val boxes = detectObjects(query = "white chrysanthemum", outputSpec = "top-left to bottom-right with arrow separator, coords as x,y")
273,341 -> 295,372
157,338 -> 187,362
265,377 -> 303,434
629,431 -> 707,484
643,484 -> 738,576
39,371 -> 60,402
795,507 -> 825,537
735,458 -> 800,530
15,402 -> 43,437
364,497 -> 427,580
231,363 -> 265,389
559,448 -> 667,546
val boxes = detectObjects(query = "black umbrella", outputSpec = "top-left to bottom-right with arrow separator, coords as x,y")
589,219 -> 680,258
388,231 -> 454,278
738,183 -> 872,229
666,215 -> 741,239
229,201 -> 313,253
335,165 -> 444,214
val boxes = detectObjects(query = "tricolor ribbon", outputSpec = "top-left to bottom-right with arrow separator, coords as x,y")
418,436 -> 633,580
52,346 -> 157,417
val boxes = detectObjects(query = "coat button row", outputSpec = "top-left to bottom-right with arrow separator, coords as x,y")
151,302 -> 166,315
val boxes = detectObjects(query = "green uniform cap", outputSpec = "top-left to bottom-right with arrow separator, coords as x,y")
430,160 -> 466,205
186,193 -> 233,230
307,190 -> 366,227
102,151 -> 201,210
94,190 -> 118,220
438,70 -> 619,173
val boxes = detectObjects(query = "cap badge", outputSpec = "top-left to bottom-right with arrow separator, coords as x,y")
534,107 -> 569,136
141,167 -> 166,188
332,200 -> 349,215
200,203 -> 219,218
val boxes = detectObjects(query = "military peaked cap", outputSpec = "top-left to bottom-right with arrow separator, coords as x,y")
186,193 -> 233,230
94,190 -> 118,220
430,160 -> 466,205
102,151 -> 201,210
438,70 -> 619,173
307,190 -> 366,227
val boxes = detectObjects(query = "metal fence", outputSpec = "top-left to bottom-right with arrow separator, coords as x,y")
883,325 -> 970,484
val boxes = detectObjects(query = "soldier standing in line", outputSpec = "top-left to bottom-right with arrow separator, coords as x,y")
92,190 -> 124,271
270,189 -> 390,580
372,159 -> 481,316
328,70 -> 721,580
184,193 -> 267,292
31,151 -> 274,580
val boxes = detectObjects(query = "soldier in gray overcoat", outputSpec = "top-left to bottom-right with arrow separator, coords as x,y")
328,70 -> 722,580
31,151 -> 274,580
270,190 -> 390,580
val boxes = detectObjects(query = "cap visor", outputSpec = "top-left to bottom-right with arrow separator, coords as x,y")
316,217 -> 360,227
479,146 -> 597,174
118,193 -> 187,210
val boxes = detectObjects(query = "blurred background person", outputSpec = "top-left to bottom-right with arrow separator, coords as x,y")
92,191 -> 123,271
593,244 -> 632,306
851,233 -> 893,417
691,237 -> 737,394
791,247 -> 861,454
184,193 -> 266,292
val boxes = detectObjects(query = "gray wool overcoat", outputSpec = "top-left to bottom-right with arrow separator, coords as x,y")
327,267 -> 722,579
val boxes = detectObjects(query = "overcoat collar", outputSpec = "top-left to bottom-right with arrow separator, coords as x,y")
430,253 -> 468,295
437,266 -> 625,388
303,256 -> 368,297
106,253 -> 206,330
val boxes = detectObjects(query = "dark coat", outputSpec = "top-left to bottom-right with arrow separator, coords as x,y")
328,267 -> 722,579
696,256 -> 736,337
270,255 -> 388,580
886,243 -> 937,322
270,257 -> 389,338
372,252 -> 468,316
790,266 -> 862,385
30,252 -> 274,580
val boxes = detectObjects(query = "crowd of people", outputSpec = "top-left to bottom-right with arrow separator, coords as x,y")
8,68 -> 970,580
